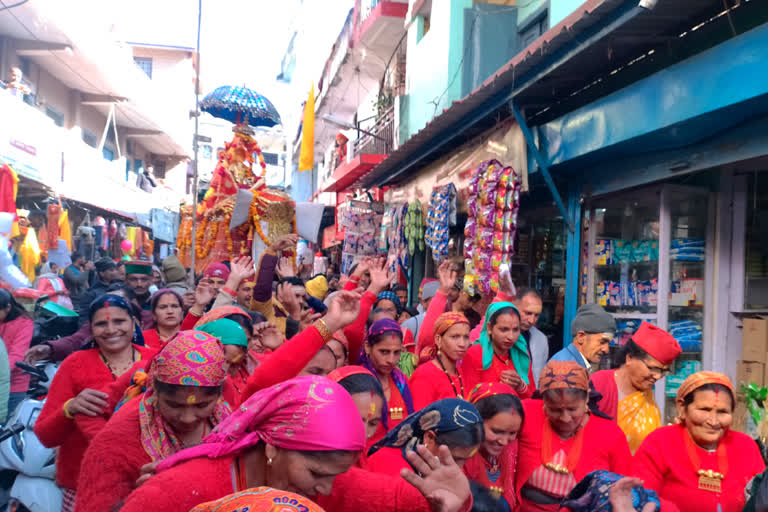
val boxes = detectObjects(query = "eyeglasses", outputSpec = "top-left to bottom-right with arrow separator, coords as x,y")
640,359 -> 671,378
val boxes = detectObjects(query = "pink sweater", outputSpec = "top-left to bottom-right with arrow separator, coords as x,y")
0,316 -> 33,393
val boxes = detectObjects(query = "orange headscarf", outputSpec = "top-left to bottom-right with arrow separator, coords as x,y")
538,360 -> 590,392
676,371 -> 734,403
190,487 -> 325,512
433,311 -> 469,337
194,305 -> 250,328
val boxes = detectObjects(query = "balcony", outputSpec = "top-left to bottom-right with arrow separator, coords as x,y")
321,106 -> 395,193
354,0 -> 409,59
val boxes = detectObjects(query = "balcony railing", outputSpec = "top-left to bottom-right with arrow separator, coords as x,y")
351,106 -> 395,158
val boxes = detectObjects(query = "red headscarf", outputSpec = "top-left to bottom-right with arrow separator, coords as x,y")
203,262 -> 230,281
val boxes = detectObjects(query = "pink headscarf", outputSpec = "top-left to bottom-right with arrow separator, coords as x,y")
156,376 -> 366,472
140,330 -> 231,461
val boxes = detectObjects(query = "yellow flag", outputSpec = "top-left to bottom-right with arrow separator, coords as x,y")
298,82 -> 315,172
58,210 -> 72,251
19,227 -> 40,282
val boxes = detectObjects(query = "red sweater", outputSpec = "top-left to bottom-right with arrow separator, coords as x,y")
243,325 -> 325,399
0,316 -> 33,393
632,424 -> 764,512
119,452 -> 469,512
462,344 -> 535,399
180,311 -> 201,331
343,288 -> 377,363
590,369 -> 619,419
75,399 -> 151,512
141,328 -> 179,351
516,400 -> 631,512
34,345 -> 155,490
367,446 -> 413,476
409,359 -> 469,409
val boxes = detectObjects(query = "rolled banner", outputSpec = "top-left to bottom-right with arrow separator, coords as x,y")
229,188 -> 254,230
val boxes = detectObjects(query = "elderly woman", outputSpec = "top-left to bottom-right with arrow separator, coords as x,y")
118,376 -> 473,512
591,322 -> 682,452
632,371 -> 764,512
75,330 -> 232,512
516,361 -> 631,511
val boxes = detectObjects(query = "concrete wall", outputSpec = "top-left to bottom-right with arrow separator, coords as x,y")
401,0 -> 472,141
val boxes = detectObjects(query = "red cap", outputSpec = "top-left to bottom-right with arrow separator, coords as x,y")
632,322 -> 682,365
203,262 -> 230,281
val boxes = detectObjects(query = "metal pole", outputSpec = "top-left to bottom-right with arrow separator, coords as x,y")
189,0 -> 202,284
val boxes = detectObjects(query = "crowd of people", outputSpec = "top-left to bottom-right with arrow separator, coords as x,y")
0,233 -> 760,512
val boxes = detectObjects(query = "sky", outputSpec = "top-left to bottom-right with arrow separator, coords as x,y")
108,0 -> 353,135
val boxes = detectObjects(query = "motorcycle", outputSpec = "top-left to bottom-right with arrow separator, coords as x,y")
0,361 -> 61,512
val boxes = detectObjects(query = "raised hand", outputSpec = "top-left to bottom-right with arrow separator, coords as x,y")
367,258 -> 393,295
276,282 -> 302,319
229,256 -> 255,282
353,256 -> 373,278
276,257 -> 295,279
269,234 -> 299,254
323,290 -> 363,333
190,280 -> 216,316
252,321 -> 284,351
299,309 -> 322,333
437,260 -> 457,295
401,445 -> 471,512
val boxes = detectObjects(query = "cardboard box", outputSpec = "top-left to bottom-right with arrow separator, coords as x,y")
737,360 -> 765,387
742,317 -> 768,362
732,393 -> 747,433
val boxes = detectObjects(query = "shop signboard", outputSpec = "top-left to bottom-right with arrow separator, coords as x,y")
0,93 -> 62,185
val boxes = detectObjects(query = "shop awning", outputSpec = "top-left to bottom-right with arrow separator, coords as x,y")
356,0 -> 737,190
60,196 -> 136,222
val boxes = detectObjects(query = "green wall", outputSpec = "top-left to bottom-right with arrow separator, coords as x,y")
401,0 -> 473,142
550,0 -> 587,27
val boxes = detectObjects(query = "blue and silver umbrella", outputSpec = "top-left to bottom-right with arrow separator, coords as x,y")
200,85 -> 281,127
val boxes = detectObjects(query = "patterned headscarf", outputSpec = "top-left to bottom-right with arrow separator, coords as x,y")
328,365 -> 376,383
467,382 -> 519,404
561,470 -> 660,512
676,371 -> 734,403
156,376 -> 366,472
418,312 -> 470,364
194,305 -> 251,329
434,312 -> 470,337
539,360 -> 590,392
368,398 -> 482,463
360,319 -> 415,426
139,330 -> 231,461
376,291 -> 403,315
478,302 -> 530,385
190,487 -> 325,512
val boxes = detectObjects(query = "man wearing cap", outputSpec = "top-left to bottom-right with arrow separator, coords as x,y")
402,280 -> 443,341
550,303 -> 616,369
124,260 -> 154,310
76,257 -> 121,325
591,321 -> 681,452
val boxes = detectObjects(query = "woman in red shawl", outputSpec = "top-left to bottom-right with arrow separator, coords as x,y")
34,295 -> 156,512
516,361 -> 631,512
409,312 -> 471,409
631,371 -> 764,512
142,289 -> 184,350
463,382 -> 524,511
75,330 -> 232,512
118,376 -> 473,512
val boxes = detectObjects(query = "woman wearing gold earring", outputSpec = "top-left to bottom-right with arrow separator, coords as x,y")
515,361 -> 631,511
632,371 -> 764,512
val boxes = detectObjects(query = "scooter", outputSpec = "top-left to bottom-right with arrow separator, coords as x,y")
0,361 -> 61,512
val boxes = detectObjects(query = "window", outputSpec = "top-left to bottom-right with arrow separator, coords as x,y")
134,57 -> 153,79
262,152 -> 279,166
102,146 -> 115,161
45,107 -> 64,127
82,130 -> 97,148
417,14 -> 431,43
519,8 -> 548,49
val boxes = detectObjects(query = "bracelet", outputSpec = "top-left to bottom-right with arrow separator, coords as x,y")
221,286 -> 236,298
314,319 -> 334,342
63,399 -> 74,419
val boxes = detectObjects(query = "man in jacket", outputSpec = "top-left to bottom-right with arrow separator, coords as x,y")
62,253 -> 92,305
550,303 -> 616,370
77,257 -> 120,325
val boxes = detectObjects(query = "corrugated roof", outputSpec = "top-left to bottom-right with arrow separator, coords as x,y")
356,0 -> 735,189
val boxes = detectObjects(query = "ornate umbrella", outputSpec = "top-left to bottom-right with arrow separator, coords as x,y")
200,85 -> 281,128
